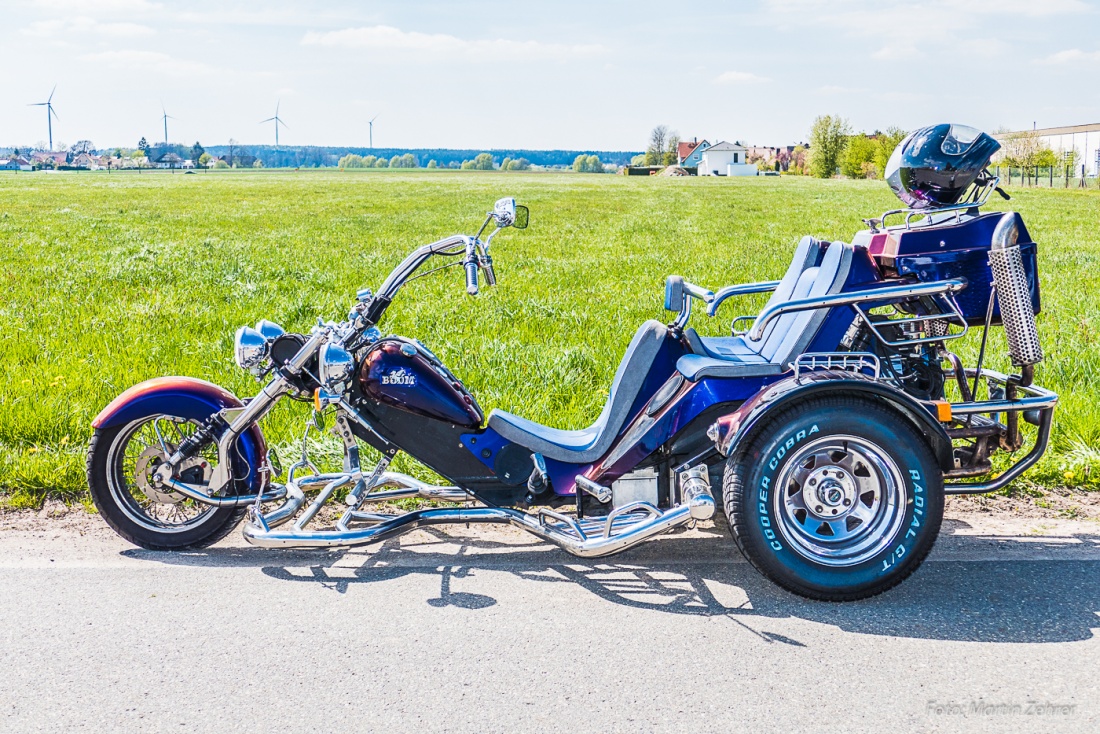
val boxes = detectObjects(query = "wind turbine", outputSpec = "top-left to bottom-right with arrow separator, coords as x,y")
260,101 -> 288,148
368,114 -> 379,150
29,85 -> 59,151
161,104 -> 176,145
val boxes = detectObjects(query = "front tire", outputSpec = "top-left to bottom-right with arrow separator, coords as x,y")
87,414 -> 248,551
724,396 -> 944,601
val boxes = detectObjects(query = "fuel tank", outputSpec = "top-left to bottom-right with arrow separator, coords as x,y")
358,338 -> 483,428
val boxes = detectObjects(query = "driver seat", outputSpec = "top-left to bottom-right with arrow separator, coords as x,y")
487,320 -> 668,463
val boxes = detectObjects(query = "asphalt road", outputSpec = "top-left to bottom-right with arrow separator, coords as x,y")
2,514 -> 1098,733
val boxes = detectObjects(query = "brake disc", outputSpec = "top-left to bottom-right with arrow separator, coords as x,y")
134,448 -> 212,505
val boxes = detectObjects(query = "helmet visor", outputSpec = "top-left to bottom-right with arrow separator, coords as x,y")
941,124 -> 982,156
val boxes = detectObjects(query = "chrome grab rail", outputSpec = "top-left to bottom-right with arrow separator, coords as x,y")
942,367 -> 1058,415
749,278 -> 969,342
706,280 -> 780,317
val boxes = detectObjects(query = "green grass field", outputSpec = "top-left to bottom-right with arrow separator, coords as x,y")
2,169 -> 1099,506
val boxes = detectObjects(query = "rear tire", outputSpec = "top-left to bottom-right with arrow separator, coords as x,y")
87,415 -> 248,551
724,396 -> 943,601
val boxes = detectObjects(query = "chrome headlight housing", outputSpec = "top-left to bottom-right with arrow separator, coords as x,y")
318,341 -> 355,393
234,326 -> 269,371
255,319 -> 285,341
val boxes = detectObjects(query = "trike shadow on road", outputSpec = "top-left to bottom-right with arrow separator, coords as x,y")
123,525 -> 1100,645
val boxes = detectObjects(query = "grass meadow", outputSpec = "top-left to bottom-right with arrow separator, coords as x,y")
1,169 -> 1099,507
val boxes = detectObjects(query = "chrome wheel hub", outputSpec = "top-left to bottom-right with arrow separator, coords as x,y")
774,435 -> 907,567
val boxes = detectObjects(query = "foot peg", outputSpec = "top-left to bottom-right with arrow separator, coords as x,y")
575,475 -> 612,504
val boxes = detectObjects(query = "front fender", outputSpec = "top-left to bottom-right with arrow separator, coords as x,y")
709,371 -> 954,471
92,376 -> 268,492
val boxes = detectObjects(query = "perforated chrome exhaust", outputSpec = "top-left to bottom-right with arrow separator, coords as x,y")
989,213 -> 1043,367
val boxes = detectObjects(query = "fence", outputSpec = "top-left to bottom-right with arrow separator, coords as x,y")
993,165 -> 1098,189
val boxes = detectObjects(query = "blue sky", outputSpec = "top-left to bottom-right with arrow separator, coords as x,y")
3,0 -> 1099,151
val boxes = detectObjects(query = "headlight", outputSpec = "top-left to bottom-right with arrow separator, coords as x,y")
255,319 -> 285,340
234,326 -> 269,370
318,342 -> 355,392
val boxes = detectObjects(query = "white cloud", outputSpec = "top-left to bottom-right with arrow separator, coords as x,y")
713,70 -> 770,85
22,17 -> 155,38
81,50 -> 214,77
301,25 -> 605,62
1039,48 -> 1100,64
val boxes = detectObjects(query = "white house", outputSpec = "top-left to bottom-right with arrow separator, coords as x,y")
697,141 -> 758,176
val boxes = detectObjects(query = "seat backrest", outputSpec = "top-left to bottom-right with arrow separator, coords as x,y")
753,241 -> 853,365
752,235 -> 823,344
595,319 -> 667,429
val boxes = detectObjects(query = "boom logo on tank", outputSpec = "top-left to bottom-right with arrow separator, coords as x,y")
381,368 -> 416,387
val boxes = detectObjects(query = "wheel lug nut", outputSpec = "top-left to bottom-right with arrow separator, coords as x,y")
816,506 -> 823,513
843,499 -> 851,506
832,509 -> 838,515
809,479 -> 816,486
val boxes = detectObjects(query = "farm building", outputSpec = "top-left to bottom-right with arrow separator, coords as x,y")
993,123 -> 1100,175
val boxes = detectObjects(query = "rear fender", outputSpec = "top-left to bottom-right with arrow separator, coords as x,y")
92,377 -> 268,492
709,372 -> 954,471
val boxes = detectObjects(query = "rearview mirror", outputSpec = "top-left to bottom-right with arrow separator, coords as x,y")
513,205 -> 529,230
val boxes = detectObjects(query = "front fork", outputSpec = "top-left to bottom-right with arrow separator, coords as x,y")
151,376 -> 293,505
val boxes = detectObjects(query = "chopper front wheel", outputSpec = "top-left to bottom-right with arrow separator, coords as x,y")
86,412 -> 248,550
724,396 -> 944,601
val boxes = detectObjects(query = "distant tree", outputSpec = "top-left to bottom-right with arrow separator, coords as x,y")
212,159 -> 229,169
462,153 -> 495,170
397,152 -> 419,168
198,152 -> 212,168
253,159 -> 264,168
503,157 -> 530,171
630,153 -> 646,167
645,125 -> 670,166
389,154 -> 401,167
872,127 -> 907,177
130,150 -> 145,160
70,140 -> 94,155
841,134 -> 877,178
1032,147 -> 1058,168
138,137 -> 149,154
997,129 -> 1041,167
339,153 -> 365,169
427,159 -> 438,169
190,142 -> 205,164
809,115 -> 851,178
663,133 -> 680,166
501,157 -> 512,170
573,154 -> 604,173
374,156 -> 389,168
363,155 -> 377,167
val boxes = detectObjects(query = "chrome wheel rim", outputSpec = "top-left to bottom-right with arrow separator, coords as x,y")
106,415 -> 221,533
773,435 -> 907,568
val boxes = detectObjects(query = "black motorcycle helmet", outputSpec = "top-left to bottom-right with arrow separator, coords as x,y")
885,124 -> 1001,209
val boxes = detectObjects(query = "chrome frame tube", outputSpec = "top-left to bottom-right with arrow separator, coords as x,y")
945,407 -> 1053,495
241,465 -> 717,556
749,278 -> 968,341
160,477 -> 287,507
945,367 -> 1058,414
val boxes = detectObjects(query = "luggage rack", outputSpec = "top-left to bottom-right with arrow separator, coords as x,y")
793,352 -> 881,380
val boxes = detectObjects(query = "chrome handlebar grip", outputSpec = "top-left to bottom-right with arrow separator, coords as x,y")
480,254 -> 497,287
465,259 -> 479,295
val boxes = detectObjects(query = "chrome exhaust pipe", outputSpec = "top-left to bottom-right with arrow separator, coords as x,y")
990,213 -> 1043,369
161,476 -> 287,507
